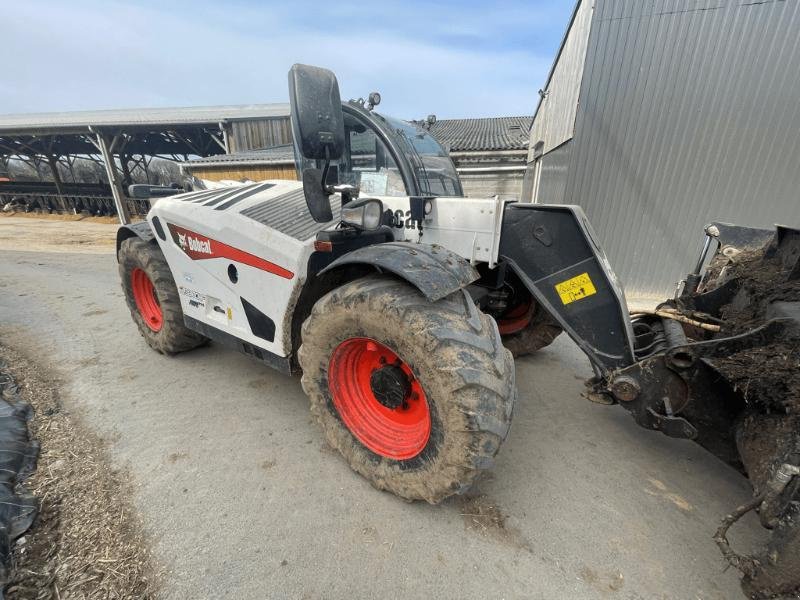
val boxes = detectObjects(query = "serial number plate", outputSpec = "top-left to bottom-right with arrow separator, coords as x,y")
555,272 -> 597,305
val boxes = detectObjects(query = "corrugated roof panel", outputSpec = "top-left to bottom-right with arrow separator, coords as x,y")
186,145 -> 296,168
0,104 -> 290,133
425,116 -> 532,152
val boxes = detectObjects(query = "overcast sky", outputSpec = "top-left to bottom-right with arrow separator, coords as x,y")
3,1 -> 574,119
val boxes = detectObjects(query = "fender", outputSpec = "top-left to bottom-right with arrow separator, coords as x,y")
319,242 -> 479,302
115,220 -> 158,260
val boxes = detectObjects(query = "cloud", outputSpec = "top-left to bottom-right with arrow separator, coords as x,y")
2,0 -> 572,118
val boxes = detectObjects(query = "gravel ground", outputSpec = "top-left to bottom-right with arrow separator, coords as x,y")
0,222 -> 767,599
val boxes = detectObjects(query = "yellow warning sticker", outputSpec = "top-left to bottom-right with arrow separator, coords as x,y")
555,272 -> 597,305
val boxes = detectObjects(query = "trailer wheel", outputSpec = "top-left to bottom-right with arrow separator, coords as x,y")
118,237 -> 207,354
498,300 -> 562,358
298,275 -> 515,503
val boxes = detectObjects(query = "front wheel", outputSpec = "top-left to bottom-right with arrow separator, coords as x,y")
119,237 -> 207,354
298,276 -> 515,503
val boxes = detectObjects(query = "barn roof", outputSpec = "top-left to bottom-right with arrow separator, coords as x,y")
425,116 -> 532,152
0,104 -> 290,135
185,144 -> 296,169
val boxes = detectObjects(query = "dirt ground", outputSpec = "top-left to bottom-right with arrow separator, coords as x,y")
0,214 -> 117,254
0,345 -> 157,599
0,217 -> 768,599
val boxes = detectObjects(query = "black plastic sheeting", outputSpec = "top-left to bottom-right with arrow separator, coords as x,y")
0,360 -> 39,591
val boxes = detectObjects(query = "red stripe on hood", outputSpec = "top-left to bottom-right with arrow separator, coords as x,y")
167,223 -> 294,280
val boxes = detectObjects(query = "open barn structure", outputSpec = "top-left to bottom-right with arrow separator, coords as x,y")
1,104 -> 532,223
0,104 -> 290,223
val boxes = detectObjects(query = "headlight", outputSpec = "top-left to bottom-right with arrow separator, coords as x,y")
341,198 -> 384,231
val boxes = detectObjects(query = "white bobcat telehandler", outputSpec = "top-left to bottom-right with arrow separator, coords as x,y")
118,65 -> 799,597
118,64 -> 573,501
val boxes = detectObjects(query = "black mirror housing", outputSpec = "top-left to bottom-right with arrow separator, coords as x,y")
288,64 -> 345,161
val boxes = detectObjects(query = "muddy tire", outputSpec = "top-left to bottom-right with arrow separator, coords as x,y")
118,237 -> 207,354
298,275 -> 515,503
500,306 -> 562,358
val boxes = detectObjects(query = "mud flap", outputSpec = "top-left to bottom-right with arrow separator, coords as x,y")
498,203 -> 636,374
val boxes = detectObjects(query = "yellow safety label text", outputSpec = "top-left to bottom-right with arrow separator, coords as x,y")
555,272 -> 597,305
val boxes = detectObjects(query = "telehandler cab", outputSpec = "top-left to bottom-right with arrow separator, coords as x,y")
118,65 -> 798,597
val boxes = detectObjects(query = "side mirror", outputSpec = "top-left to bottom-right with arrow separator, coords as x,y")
288,64 -> 345,161
289,64 -> 346,224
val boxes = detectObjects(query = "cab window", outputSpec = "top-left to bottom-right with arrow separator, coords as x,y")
338,113 -> 406,196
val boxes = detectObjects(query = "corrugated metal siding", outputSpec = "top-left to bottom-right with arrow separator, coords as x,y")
536,141 -> 572,204
228,117 -> 292,153
559,0 -> 800,297
528,0 -> 593,157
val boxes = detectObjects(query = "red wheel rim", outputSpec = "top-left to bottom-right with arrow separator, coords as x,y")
328,338 -> 431,460
497,300 -> 534,335
131,268 -> 163,332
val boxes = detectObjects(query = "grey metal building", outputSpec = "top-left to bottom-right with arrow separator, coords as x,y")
525,0 -> 800,297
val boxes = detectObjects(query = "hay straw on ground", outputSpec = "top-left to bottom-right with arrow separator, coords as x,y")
0,345 -> 159,600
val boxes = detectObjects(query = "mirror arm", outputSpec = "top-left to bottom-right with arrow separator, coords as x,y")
320,146 -> 332,195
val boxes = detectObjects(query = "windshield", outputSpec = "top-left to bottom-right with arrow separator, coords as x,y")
375,114 -> 463,197
293,108 -> 464,198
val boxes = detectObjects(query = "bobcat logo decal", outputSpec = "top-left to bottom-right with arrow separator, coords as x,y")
164,222 -> 294,280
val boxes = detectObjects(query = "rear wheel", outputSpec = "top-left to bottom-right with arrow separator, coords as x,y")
298,276 -> 515,503
119,237 -> 207,354
498,298 -> 562,358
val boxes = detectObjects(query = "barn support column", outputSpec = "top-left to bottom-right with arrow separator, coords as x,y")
90,130 -> 130,224
219,121 -> 232,154
46,154 -> 68,212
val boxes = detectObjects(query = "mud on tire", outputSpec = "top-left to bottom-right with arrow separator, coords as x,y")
501,306 -> 562,358
118,237 -> 207,354
298,275 -> 516,503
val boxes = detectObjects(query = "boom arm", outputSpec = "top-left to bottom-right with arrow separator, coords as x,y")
498,203 -> 637,375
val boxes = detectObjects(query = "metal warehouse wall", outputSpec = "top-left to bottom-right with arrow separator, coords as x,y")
528,0 -> 593,156
548,0 -> 800,297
